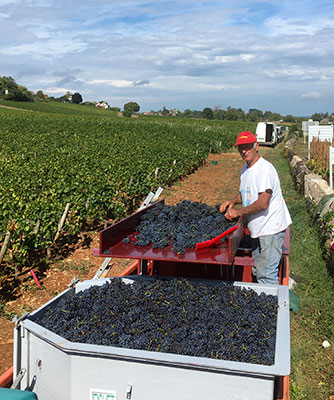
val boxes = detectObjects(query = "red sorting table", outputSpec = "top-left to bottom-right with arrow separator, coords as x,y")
92,201 -> 253,281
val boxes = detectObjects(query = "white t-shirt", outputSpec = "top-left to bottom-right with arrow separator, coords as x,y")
239,157 -> 292,238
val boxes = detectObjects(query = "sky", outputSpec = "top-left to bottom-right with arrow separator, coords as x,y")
1,0 -> 334,116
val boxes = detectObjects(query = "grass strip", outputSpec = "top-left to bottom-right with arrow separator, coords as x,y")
261,144 -> 334,400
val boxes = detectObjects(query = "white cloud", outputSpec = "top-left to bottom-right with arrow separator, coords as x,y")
2,38 -> 88,57
301,92 -> 322,100
264,67 -> 321,80
0,0 -> 15,5
1,0 -> 334,115
88,79 -> 135,88
45,87 -> 74,95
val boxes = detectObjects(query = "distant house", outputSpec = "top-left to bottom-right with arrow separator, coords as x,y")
96,101 -> 109,109
0,88 -> 9,96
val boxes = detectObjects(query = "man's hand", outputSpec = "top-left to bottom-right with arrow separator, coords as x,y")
219,201 -> 231,213
225,207 -> 240,221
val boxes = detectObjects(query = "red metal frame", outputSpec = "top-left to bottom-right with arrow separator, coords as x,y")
93,200 -> 245,266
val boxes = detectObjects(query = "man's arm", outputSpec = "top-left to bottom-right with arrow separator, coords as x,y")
225,190 -> 272,220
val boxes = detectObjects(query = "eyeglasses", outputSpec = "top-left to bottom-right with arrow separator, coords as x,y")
237,143 -> 256,151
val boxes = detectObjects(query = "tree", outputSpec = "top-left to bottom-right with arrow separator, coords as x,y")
0,76 -> 16,94
0,76 -> 33,102
284,114 -> 296,123
225,107 -> 245,121
247,108 -> 263,122
212,105 -> 226,120
183,109 -> 194,118
311,112 -> 324,122
35,90 -> 45,101
202,107 -> 214,119
72,92 -> 83,104
123,101 -> 140,117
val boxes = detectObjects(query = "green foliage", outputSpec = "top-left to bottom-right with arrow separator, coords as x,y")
0,109 -> 256,269
0,99 -> 117,117
284,114 -> 296,123
202,107 -> 213,119
0,302 -> 16,320
72,92 -> 83,104
0,76 -> 33,102
247,108 -> 263,121
311,112 -> 328,122
123,101 -> 140,115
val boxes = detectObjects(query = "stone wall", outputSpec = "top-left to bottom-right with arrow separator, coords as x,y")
284,136 -> 334,274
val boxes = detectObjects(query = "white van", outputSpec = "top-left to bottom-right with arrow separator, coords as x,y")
255,122 -> 277,147
276,125 -> 284,142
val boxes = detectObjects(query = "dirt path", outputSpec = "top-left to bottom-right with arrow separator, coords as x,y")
0,151 -> 244,376
0,104 -> 32,111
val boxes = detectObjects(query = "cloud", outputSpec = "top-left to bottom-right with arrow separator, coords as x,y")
55,76 -> 84,86
0,0 -> 15,5
133,80 -> 150,86
1,0 -> 334,115
45,87 -> 74,95
301,92 -> 322,100
53,68 -> 83,77
88,79 -> 135,88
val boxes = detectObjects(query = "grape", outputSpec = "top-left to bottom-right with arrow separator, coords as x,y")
34,278 -> 278,365
124,200 -> 237,254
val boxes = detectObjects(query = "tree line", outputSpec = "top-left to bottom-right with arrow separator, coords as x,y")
1,76 -> 332,122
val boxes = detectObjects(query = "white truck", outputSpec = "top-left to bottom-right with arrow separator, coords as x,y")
256,122 -> 278,147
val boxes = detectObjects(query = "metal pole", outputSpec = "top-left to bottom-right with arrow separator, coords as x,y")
330,147 -> 333,189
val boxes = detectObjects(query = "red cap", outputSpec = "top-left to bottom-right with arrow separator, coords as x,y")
234,131 -> 257,146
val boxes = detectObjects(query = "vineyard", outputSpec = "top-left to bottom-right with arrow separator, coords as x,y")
0,104 -> 256,276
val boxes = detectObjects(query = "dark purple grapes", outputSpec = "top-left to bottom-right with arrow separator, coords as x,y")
34,278 -> 278,365
125,200 -> 237,254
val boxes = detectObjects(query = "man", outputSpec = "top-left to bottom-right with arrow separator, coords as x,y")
220,131 -> 292,285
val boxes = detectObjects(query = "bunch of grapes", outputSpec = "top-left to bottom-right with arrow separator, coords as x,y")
123,200 -> 237,254
35,278 -> 278,365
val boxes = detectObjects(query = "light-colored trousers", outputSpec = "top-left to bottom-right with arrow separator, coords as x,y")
252,230 -> 286,285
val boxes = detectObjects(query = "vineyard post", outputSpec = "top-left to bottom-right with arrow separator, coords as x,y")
53,203 -> 71,243
330,146 -> 334,189
0,220 -> 16,264
46,203 -> 71,258
0,231 -> 11,264
33,212 -> 42,234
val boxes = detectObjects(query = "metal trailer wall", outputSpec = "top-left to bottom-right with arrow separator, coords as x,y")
14,277 -> 290,400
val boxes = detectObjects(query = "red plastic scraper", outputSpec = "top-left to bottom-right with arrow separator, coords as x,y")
195,225 -> 238,251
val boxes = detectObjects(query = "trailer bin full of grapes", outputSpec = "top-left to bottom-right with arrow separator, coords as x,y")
13,276 -> 290,400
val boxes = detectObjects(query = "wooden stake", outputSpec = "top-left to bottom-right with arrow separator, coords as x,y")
53,203 -> 71,243
0,231 -> 11,264
33,219 -> 41,235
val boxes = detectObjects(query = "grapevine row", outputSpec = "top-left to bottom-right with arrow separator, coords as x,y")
0,111 -> 255,269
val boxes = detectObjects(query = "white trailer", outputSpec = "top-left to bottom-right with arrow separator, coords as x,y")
12,277 -> 290,400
